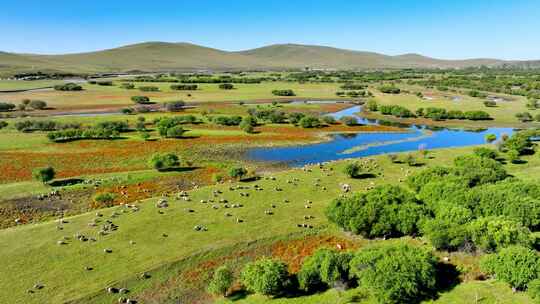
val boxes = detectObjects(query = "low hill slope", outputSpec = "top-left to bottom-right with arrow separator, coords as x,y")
1,42 -> 538,74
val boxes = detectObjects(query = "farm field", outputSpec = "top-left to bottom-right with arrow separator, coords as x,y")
1,145 -> 539,304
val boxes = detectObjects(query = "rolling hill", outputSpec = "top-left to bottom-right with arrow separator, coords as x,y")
0,42 -> 537,75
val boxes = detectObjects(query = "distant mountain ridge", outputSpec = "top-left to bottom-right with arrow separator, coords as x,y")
0,42 -> 538,75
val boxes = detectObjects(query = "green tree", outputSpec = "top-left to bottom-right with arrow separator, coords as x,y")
32,166 -> 55,184
326,185 -> 426,238
297,248 -> 353,292
349,243 -> 437,304
29,100 -> 47,110
480,246 -> 540,290
528,279 -> 540,303
467,217 -> 533,252
241,258 -> 290,296
207,265 -> 234,296
165,125 -> 185,138
299,116 -> 321,128
149,153 -> 180,171
229,167 -> 247,180
131,96 -> 151,104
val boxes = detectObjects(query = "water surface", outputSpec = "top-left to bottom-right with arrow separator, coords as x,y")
247,105 -> 514,166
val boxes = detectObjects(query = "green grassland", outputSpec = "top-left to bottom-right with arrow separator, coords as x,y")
0,81 -> 343,109
1,145 -> 539,303
1,77 -> 536,128
367,84 -> 538,127
0,79 -> 65,91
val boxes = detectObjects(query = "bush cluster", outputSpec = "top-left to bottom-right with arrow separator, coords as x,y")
54,83 -> 82,91
271,89 -> 295,96
170,84 -> 198,90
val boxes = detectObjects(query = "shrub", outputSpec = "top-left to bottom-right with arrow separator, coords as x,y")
120,83 -> 135,89
507,150 -> 520,164
424,107 -> 448,120
326,185 -> 426,238
229,167 -> 247,180
149,153 -> 180,171
156,116 -> 195,136
139,131 -> 150,141
288,112 -> 305,125
421,204 -> 473,251
453,155 -> 507,186
344,162 -> 363,178
299,116 -> 321,128
0,121 -> 7,129
516,112 -> 533,122
406,166 -> 452,192
121,108 -> 133,115
28,100 -> 47,110
213,115 -> 242,126
219,83 -> 234,90
485,133 -> 497,143
93,192 -> 116,207
54,83 -> 82,91
378,84 -> 401,94
322,116 -> 336,125
464,110 -> 491,120
366,99 -> 378,111
268,111 -> 287,123
131,96 -> 151,104
341,83 -> 366,90
298,248 -> 353,292
503,132 -> 533,155
207,265 -> 234,296
165,126 -> 185,138
95,121 -> 129,132
164,100 -> 185,112
528,279 -> 540,302
33,166 -> 55,184
271,89 -> 295,96
139,86 -> 159,92
349,243 -> 437,304
480,246 -> 540,290
339,116 -> 358,126
467,217 -> 533,252
447,110 -> 465,119
171,84 -> 197,90
0,102 -> 16,112
473,147 -> 498,159
240,116 -> 256,134
484,100 -> 497,107
241,258 -> 290,296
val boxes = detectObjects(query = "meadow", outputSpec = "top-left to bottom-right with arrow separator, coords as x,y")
1,70 -> 540,304
1,145 -> 539,303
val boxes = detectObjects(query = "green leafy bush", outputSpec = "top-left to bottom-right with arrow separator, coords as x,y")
349,243 -> 437,304
207,265 -> 234,296
241,258 -> 290,296
326,185 -> 426,238
149,153 -> 180,171
32,166 -> 55,184
480,246 -> 540,290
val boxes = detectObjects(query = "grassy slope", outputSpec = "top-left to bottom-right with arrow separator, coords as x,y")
1,145 -> 539,303
0,42 -> 511,75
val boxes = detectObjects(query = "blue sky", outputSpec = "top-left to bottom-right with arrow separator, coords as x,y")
1,0 -> 538,60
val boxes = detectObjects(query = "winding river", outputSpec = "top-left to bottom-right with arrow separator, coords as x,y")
246,105 -> 514,166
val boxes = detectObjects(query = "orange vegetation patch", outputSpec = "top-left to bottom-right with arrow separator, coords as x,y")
271,235 -> 358,272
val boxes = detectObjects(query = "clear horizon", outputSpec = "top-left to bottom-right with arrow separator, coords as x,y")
1,0 -> 539,60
